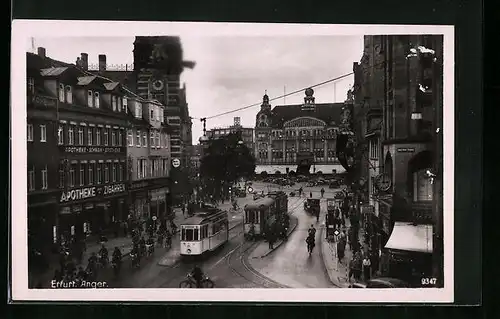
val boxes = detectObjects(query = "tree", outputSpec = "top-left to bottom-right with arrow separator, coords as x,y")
199,132 -> 256,200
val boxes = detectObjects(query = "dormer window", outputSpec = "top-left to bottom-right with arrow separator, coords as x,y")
117,97 -> 122,112
65,86 -> 73,104
94,92 -> 100,108
112,96 -> 117,111
123,98 -> 128,113
135,104 -> 142,119
59,84 -> 65,102
28,77 -> 35,94
87,90 -> 94,107
150,108 -> 154,121
159,107 -> 164,123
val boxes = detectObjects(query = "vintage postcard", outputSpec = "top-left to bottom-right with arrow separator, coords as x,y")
10,20 -> 454,302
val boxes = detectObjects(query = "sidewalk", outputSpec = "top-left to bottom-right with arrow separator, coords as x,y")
248,215 -> 299,259
30,209 -> 193,288
319,217 -> 369,288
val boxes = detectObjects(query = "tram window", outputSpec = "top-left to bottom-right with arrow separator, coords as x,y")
202,225 -> 208,238
183,229 -> 194,241
181,229 -> 185,240
194,228 -> 199,241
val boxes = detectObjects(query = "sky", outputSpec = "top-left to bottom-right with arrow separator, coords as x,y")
30,35 -> 364,144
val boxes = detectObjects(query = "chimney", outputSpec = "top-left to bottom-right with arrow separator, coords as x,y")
37,47 -> 46,59
98,54 -> 106,72
80,53 -> 88,71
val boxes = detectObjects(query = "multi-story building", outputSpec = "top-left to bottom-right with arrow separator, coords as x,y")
206,117 -> 255,157
254,90 -> 345,175
28,48 -> 130,248
125,97 -> 171,221
351,35 -> 443,285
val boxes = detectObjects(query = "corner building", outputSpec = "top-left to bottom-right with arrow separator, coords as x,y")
352,35 -> 443,285
27,49 -> 131,244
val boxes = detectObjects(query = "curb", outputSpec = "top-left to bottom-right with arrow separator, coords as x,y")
319,221 -> 350,288
260,215 -> 299,258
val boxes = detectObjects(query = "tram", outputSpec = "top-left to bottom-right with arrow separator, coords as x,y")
243,191 -> 288,239
179,208 -> 229,256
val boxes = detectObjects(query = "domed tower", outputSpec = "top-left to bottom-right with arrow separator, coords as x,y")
256,92 -> 272,128
255,92 -> 273,164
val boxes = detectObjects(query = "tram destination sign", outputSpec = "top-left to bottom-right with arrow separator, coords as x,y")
60,146 -> 126,154
60,183 -> 127,203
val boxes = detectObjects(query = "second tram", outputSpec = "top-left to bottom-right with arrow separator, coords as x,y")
243,191 -> 288,239
179,208 -> 229,256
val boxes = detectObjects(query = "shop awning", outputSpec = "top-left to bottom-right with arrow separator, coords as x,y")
384,222 -> 433,253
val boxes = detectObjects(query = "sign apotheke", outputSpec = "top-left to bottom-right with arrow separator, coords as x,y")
60,183 -> 127,203
60,146 -> 126,154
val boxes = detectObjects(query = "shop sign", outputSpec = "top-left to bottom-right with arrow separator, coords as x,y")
60,146 -> 126,154
60,183 -> 127,203
150,188 -> 167,202
130,181 -> 149,190
397,147 -> 415,153
32,94 -> 57,107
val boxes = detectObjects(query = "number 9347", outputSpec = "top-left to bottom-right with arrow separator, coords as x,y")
421,277 -> 438,286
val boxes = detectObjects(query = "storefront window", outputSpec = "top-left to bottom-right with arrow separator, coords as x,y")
413,169 -> 433,201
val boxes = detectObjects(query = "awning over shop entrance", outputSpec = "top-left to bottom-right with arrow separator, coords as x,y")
384,222 -> 433,253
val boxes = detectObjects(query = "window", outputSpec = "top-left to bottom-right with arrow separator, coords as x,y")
41,166 -> 48,190
28,77 -> 35,94
94,92 -> 100,108
112,96 -> 117,111
159,108 -> 164,123
112,164 -> 116,182
87,127 -> 93,146
136,130 -> 142,146
135,104 -> 142,118
142,159 -> 147,178
96,129 -> 101,145
118,130 -> 123,146
123,97 -> 128,113
97,164 -> 102,184
28,167 -> 35,191
104,164 -> 109,183
78,127 -> 84,145
69,164 -> 76,187
181,228 -> 194,241
59,164 -> 65,188
68,126 -> 74,145
117,97 -> 122,112
57,125 -> 64,145
79,164 -> 85,186
104,129 -> 109,146
150,131 -> 155,148
65,86 -> 73,104
58,84 -> 65,102
39,124 -> 47,142
413,169 -> 433,201
369,139 -> 379,159
112,130 -> 116,146
127,130 -> 134,146
150,108 -> 154,121
27,124 -> 33,142
137,159 -> 141,179
163,159 -> 169,176
88,164 -> 94,185
156,132 -> 160,148
118,163 -> 123,181
87,90 -> 94,107
143,133 -> 147,147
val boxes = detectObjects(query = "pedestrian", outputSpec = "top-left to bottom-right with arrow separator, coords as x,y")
320,188 -> 325,198
362,255 -> 372,281
309,192 -> 313,198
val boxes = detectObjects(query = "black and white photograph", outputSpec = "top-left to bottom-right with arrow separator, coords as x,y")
11,21 -> 454,302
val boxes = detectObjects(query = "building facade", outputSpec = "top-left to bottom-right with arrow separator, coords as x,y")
27,48 -> 131,249
254,90 -> 344,174
206,117 -> 255,157
125,97 -> 171,222
352,35 -> 443,285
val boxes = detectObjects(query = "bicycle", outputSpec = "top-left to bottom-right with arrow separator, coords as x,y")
179,274 -> 215,288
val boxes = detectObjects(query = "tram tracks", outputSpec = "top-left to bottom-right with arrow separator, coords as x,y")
224,197 -> 305,288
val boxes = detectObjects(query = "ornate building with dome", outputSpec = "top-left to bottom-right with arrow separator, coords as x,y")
254,88 -> 348,175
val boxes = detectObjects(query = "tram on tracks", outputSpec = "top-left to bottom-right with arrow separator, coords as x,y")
179,208 -> 229,256
243,191 -> 288,240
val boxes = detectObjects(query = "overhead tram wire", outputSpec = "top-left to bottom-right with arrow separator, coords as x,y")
195,59 -> 391,121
